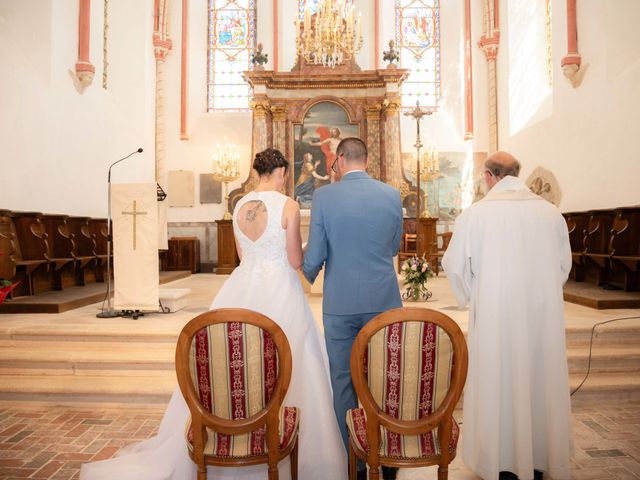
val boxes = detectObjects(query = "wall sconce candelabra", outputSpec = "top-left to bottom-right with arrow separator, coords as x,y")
212,142 -> 240,220
296,0 -> 363,68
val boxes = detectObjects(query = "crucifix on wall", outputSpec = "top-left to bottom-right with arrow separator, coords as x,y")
121,200 -> 148,250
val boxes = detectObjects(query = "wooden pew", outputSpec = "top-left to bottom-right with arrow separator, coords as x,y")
0,210 -> 48,297
88,218 -> 109,282
583,209 -> 616,286
9,211 -> 54,294
609,206 -> 640,291
563,211 -> 590,281
67,216 -> 98,285
41,214 -> 77,290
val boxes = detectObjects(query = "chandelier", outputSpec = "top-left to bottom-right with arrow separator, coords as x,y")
296,0 -> 363,68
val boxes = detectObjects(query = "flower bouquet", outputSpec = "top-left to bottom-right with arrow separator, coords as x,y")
0,279 -> 19,306
401,255 -> 433,302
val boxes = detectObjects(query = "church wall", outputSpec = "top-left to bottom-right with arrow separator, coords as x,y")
497,0 -> 640,212
0,1 -> 157,217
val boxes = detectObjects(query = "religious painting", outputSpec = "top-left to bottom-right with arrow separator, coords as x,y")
292,102 -> 359,209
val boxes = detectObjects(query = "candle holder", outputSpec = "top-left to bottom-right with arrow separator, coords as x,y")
212,144 -> 241,220
411,148 -> 441,218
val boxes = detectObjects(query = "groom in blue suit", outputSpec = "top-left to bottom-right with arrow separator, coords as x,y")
303,137 -> 403,480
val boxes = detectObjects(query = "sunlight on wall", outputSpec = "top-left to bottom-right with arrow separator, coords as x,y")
460,140 -> 474,210
508,0 -> 552,136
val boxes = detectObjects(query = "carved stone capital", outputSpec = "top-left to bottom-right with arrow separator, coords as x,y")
562,60 -> 588,88
478,31 -> 500,61
250,99 -> 271,118
71,62 -> 95,93
382,97 -> 401,116
270,104 -> 288,122
365,104 -> 383,120
153,35 -> 173,61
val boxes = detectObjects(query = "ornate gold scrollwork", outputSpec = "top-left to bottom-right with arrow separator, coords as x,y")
249,99 -> 271,118
270,105 -> 288,122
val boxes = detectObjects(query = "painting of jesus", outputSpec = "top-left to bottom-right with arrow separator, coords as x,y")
293,102 -> 359,209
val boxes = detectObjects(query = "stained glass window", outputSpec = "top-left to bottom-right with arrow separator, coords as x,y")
207,0 -> 256,111
298,0 -> 319,18
395,0 -> 440,109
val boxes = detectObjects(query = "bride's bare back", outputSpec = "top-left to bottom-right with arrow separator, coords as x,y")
236,200 -> 268,242
234,193 -> 302,269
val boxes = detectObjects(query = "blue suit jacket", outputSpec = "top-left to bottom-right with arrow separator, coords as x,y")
303,171 -> 403,315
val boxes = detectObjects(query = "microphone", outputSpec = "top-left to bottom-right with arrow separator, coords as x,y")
108,148 -> 144,182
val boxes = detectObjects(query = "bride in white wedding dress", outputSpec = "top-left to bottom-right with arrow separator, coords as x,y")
80,149 -> 347,480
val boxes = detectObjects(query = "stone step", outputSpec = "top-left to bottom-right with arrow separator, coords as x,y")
566,345 -> 640,374
569,371 -> 640,408
565,323 -> 640,348
0,341 -> 176,371
0,326 -> 179,344
0,373 -> 176,405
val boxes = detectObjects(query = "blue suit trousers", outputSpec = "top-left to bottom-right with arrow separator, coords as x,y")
323,311 -> 379,452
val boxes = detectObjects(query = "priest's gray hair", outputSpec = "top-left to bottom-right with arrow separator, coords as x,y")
485,155 -> 521,179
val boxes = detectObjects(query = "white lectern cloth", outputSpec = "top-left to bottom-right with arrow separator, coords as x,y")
112,183 -> 159,311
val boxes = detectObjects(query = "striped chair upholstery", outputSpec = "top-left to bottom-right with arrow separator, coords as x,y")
347,309 -> 468,480
347,321 -> 459,459
185,321 -> 299,458
176,310 -> 299,480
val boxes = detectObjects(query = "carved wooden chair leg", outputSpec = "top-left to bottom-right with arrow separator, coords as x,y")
290,438 -> 299,480
437,465 -> 448,480
197,465 -> 206,480
368,464 -> 380,480
268,463 -> 279,480
348,440 -> 357,480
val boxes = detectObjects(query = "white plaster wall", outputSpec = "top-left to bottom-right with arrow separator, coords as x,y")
0,0 -> 157,216
497,0 -> 640,212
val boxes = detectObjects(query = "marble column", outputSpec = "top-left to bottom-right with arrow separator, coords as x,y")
383,97 -> 402,188
365,105 -> 382,180
271,105 -> 288,154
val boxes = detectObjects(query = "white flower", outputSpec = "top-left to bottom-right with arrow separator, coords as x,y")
411,264 -> 417,271
421,264 -> 428,272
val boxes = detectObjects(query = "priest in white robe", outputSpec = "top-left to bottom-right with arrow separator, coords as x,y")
442,152 -> 573,480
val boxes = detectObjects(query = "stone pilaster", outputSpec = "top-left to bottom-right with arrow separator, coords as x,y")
479,32 -> 499,154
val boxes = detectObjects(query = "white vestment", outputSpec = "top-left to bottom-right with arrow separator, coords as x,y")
442,176 -> 573,480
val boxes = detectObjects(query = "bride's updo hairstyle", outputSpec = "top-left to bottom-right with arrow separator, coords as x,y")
253,148 -> 289,176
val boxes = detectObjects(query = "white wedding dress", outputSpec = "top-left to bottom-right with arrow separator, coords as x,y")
81,190 -> 347,480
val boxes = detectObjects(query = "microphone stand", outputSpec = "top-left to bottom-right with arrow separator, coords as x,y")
97,148 -> 143,318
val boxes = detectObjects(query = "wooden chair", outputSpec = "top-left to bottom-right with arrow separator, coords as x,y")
175,308 -> 300,480
347,307 -> 468,480
433,232 -> 453,276
397,233 -> 417,272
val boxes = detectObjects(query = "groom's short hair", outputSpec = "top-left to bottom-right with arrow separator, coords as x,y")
336,137 -> 367,164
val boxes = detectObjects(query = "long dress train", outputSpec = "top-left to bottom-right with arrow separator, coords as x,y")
80,190 -> 347,480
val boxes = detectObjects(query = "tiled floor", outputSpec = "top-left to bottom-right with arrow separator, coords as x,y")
0,403 -> 638,479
